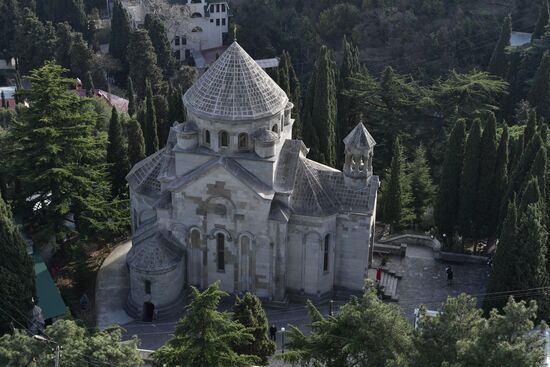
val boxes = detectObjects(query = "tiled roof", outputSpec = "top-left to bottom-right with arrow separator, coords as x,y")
343,122 -> 376,150
127,233 -> 183,273
183,42 -> 288,121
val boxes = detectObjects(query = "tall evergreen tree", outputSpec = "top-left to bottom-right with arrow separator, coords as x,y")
302,59 -> 321,160
0,196 -> 36,335
85,71 -> 95,97
383,137 -> 412,231
310,46 -> 337,166
533,0 -> 550,40
489,125 -> 509,236
519,177 -> 542,212
153,95 -> 170,148
69,32 -> 94,79
144,13 -> 176,78
458,119 -> 482,239
337,35 -> 362,167
0,0 -> 19,60
127,29 -> 164,100
154,283 -> 259,367
1,91 -> 5,109
525,110 -> 538,145
288,54 -> 302,140
144,80 -> 159,155
435,119 -> 466,238
127,76 -> 136,118
15,9 -> 56,74
127,119 -> 145,167
488,15 -> 511,77
109,0 -> 131,64
409,145 -> 434,227
55,22 -> 74,70
232,293 -> 275,365
277,51 -> 291,96
528,52 -> 550,121
168,83 -> 185,124
106,108 -> 129,198
476,113 -> 498,236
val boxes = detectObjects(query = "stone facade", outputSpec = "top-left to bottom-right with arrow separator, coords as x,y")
125,42 -> 379,320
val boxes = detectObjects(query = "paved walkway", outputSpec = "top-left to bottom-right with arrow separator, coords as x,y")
95,240 -> 134,329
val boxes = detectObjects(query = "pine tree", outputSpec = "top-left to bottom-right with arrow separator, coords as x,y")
55,22 -> 74,70
109,0 -> 131,64
483,199 -> 519,313
127,119 -> 145,167
277,51 -> 291,96
0,0 -> 19,60
476,113 -> 498,236
168,83 -> 185,124
154,283 -> 260,367
0,196 -> 36,335
311,46 -> 337,166
383,137 -> 412,232
288,54 -> 302,140
233,293 -> 276,365
127,29 -> 164,100
153,95 -> 169,148
533,0 -> 550,40
488,14 -> 511,77
85,71 -> 95,97
127,77 -> 136,118
144,80 -> 159,155
409,145 -> 434,227
435,119 -> 466,237
144,13 -> 176,78
69,32 -> 94,79
528,52 -> 550,121
106,108 -> 129,198
489,125 -> 509,236
337,35 -> 362,167
458,119 -> 482,239
15,8 -> 56,74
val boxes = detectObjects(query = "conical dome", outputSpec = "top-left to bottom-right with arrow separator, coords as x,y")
183,42 -> 289,121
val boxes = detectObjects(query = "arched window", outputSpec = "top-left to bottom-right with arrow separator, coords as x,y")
217,233 -> 225,271
205,130 -> 211,145
219,131 -> 229,147
238,133 -> 248,150
145,280 -> 151,294
191,229 -> 201,248
323,235 -> 330,272
272,124 -> 279,133
192,26 -> 203,32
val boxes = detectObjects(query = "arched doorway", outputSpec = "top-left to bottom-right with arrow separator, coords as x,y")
142,302 -> 155,322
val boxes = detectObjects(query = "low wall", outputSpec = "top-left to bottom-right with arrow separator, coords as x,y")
373,243 -> 407,257
378,234 -> 441,252
438,251 -> 489,264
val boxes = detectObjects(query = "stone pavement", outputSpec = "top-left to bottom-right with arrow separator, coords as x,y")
95,240 -> 134,329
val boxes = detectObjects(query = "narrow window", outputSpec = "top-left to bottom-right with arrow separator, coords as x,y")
216,4 -> 220,12
182,36 -> 187,45
216,18 -> 220,26
272,124 -> 279,133
217,233 -> 225,271
222,4 -> 226,12
323,235 -> 330,272
220,131 -> 228,147
210,19 -> 214,23
175,36 -> 180,46
145,280 -> 151,294
205,130 -> 211,145
210,4 -> 214,12
174,50 -> 181,60
222,18 -> 226,26
238,133 -> 248,150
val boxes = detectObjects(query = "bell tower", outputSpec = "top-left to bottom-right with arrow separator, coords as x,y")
343,122 -> 376,188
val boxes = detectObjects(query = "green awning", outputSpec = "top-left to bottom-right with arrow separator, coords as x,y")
33,251 -> 66,320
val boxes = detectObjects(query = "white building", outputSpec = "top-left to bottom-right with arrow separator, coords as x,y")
121,0 -> 229,64
125,42 -> 379,321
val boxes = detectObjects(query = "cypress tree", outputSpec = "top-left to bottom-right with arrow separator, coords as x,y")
528,52 -> 550,121
528,146 -> 548,195
127,29 -> 164,100
153,95 -> 170,148
532,0 -> 550,40
85,71 -> 95,97
233,293 -> 276,365
489,125 -> 509,236
525,110 -> 538,145
458,119 -> 482,239
144,80 -> 159,155
383,137 -> 412,232
106,107 -> 129,198
1,91 -> 5,108
0,0 -> 19,60
127,76 -> 136,118
0,196 -> 36,335
488,14 -> 511,77
288,54 -> 302,140
519,177 -> 542,212
302,63 -> 320,161
54,22 -> 74,70
127,119 -> 146,167
409,145 -> 434,227
277,51 -> 291,96
476,113 -> 498,237
435,119 -> 466,238
144,13 -> 176,78
109,0 -> 131,63
337,36 -> 361,167
167,83 -> 185,124
311,46 -> 337,167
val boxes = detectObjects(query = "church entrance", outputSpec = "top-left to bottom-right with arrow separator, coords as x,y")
142,302 -> 155,322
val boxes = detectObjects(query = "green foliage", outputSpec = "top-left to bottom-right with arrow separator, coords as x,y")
435,119 -> 465,237
409,145 -> 434,226
153,94 -> 170,148
0,319 -> 142,366
154,282 -> 259,367
84,71 -> 95,97
168,83 -> 185,125
489,124 -> 509,236
0,0 -> 19,59
318,3 -> 361,43
106,108 -> 129,198
0,196 -> 35,335
476,113 -> 498,237
529,52 -> 550,121
232,293 -> 276,365
109,0 -> 131,64
69,32 -> 94,79
127,118 -> 146,167
36,0 -> 86,33
144,80 -> 159,155
15,8 -> 56,75
144,13 -> 176,78
281,281 -> 413,367
127,29 -> 165,100
127,77 -> 136,118
488,14 -> 511,77
533,0 -> 549,40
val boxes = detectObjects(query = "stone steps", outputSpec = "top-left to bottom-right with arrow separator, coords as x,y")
379,270 -> 399,302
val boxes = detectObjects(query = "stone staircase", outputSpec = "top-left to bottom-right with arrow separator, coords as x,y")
378,269 -> 401,302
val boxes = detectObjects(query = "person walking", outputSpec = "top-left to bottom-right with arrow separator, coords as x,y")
446,266 -> 454,285
269,324 -> 277,341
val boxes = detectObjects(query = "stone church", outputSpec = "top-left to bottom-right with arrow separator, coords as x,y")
125,42 -> 379,320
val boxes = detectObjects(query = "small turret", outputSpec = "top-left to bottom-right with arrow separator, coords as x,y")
343,122 -> 376,188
